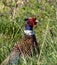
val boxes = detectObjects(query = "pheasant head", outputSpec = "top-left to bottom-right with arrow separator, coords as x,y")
24,17 -> 38,35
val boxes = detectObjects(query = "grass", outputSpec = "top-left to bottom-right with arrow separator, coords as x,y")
0,0 -> 57,65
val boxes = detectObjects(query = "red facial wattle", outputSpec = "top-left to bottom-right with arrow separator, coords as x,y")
28,18 -> 36,27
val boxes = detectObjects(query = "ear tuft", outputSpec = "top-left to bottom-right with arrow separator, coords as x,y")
24,18 -> 28,21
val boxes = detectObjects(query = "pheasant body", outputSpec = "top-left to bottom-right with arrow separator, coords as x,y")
8,17 -> 40,65
12,35 -> 34,56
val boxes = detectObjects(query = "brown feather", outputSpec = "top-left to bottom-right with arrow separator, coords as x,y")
12,35 -> 34,56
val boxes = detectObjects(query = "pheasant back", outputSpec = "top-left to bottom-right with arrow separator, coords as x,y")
12,35 -> 34,56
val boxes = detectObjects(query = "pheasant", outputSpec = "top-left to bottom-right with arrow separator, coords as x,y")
1,17 -> 40,65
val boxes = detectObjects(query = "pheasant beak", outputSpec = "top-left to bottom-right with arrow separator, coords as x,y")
35,20 -> 39,23
35,20 -> 39,25
34,20 -> 39,28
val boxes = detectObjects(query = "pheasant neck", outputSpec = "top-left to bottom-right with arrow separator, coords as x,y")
24,23 -> 34,35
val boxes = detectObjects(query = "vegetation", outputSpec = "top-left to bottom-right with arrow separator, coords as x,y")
0,0 -> 57,65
